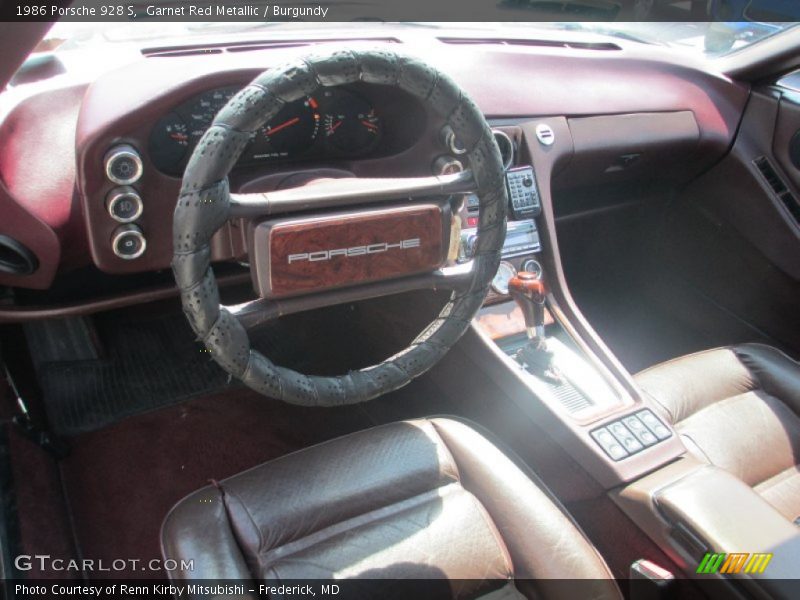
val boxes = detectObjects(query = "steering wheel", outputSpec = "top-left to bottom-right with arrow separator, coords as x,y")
172,49 -> 507,406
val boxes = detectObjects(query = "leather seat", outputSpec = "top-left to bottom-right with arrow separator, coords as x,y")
161,418 -> 621,599
635,343 -> 800,523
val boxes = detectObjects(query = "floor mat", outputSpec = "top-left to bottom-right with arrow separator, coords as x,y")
27,298 -> 394,437
59,388 -> 376,578
29,312 -> 234,436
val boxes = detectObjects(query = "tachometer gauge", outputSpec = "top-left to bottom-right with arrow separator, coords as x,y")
148,112 -> 190,173
491,261 -> 517,295
259,97 -> 321,157
323,93 -> 381,154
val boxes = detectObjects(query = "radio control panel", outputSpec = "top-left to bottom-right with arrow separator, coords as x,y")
458,219 -> 541,263
461,163 -> 544,303
459,220 -> 542,302
506,166 -> 541,220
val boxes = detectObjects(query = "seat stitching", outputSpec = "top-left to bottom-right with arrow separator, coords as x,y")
732,346 -> 769,393
636,346 -> 755,426
219,483 -> 267,568
754,464 -> 800,494
427,418 -> 462,483
634,345 -> 736,378
460,487 -> 516,580
678,391 -> 800,488
256,482 -> 467,570
639,388 -> 676,425
738,342 -> 800,368
677,432 -> 714,465
673,388 -> 775,429
427,420 -> 526,581
428,415 -> 618,581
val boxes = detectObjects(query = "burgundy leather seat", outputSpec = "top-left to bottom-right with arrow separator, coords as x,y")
161,418 -> 621,598
635,343 -> 800,522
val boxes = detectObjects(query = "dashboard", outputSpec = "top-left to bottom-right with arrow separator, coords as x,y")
0,36 -> 750,292
69,73 -> 438,276
148,83 -> 426,175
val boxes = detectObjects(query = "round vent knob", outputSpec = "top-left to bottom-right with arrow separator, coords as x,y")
492,129 -> 514,170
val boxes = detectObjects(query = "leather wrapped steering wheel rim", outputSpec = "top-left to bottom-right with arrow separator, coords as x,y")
172,48 -> 507,406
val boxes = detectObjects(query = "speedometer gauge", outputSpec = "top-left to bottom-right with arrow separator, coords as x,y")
491,261 -> 517,296
185,86 -> 239,144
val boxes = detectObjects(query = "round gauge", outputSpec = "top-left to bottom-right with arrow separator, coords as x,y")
491,261 -> 517,295
148,112 -> 190,172
521,258 -> 543,279
259,97 -> 321,157
323,93 -> 381,154
185,86 -> 239,144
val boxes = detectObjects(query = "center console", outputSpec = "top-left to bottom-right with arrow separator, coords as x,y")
615,456 -> 800,598
465,119 -> 797,596
466,121 -> 684,489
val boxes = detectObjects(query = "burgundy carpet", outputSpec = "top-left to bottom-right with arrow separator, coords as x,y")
58,387 -> 375,578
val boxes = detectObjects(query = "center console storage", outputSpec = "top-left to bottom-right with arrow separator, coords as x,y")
615,458 -> 800,599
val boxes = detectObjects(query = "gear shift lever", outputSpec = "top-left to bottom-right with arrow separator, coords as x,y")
508,271 -> 561,382
508,271 -> 547,348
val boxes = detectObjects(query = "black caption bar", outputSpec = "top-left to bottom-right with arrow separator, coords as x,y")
2,0 -> 799,23
10,578 -> 800,600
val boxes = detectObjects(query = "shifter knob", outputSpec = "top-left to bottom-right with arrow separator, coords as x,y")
509,271 -> 547,342
508,271 -> 545,302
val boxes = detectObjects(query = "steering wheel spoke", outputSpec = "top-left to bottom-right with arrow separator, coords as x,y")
229,170 -> 476,218
229,261 -> 474,330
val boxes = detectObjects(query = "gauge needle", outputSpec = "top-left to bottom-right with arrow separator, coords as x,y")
329,120 -> 343,132
267,117 -> 300,136
361,120 -> 379,131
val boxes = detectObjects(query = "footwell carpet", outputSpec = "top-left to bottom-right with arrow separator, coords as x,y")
30,313 -> 233,436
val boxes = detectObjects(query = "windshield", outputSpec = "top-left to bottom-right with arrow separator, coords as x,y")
38,21 -> 798,59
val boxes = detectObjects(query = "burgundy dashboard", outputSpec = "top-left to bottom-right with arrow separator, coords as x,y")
0,37 -> 749,293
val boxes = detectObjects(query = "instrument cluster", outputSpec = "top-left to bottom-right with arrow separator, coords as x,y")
148,85 -> 402,176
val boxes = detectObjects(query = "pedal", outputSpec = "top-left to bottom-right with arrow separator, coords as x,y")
4,363 -> 69,459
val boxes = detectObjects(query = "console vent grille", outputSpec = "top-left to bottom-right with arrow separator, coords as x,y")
438,37 -> 621,51
142,38 -> 401,58
753,156 -> 800,224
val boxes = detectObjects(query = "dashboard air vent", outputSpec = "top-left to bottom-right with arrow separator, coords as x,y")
753,156 -> 800,224
492,129 -> 515,170
438,37 -> 621,51
142,38 -> 401,58
0,235 -> 38,275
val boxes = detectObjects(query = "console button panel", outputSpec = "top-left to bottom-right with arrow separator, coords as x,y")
591,409 -> 672,461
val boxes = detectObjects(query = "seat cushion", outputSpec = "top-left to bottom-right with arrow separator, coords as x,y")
635,343 -> 800,522
161,418 -> 620,599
